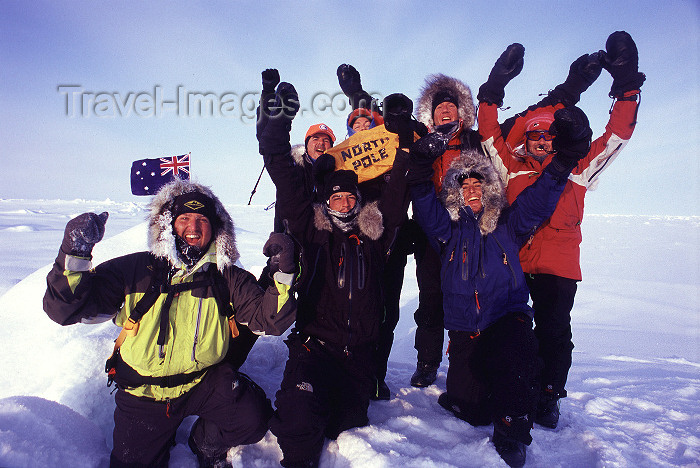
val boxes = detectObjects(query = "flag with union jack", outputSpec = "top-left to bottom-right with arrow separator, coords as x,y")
130,153 -> 191,195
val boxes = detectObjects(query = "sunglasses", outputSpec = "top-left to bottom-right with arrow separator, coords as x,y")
526,131 -> 555,142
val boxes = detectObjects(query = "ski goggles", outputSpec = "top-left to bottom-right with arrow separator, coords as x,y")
526,131 -> 555,142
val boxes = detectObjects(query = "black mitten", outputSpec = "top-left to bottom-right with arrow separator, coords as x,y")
546,106 -> 593,179
256,68 -> 281,141
312,153 -> 336,193
477,43 -> 525,106
337,64 -> 374,110
263,232 -> 296,274
261,68 -> 280,93
549,53 -> 603,106
271,82 -> 300,119
405,132 -> 451,185
383,93 -> 415,148
337,64 -> 363,97
600,31 -> 645,97
259,82 -> 299,154
61,212 -> 109,257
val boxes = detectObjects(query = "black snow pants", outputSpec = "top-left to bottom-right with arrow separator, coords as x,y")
270,334 -> 375,466
445,312 -> 539,445
526,273 -> 578,398
374,220 -> 411,382
110,363 -> 272,467
412,221 -> 445,366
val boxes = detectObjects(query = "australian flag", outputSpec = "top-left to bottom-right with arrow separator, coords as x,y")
130,153 -> 190,195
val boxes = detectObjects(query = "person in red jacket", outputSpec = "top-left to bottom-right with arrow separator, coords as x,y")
476,31 -> 645,429
408,73 -> 487,387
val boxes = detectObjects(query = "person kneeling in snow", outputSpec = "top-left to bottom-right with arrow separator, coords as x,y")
404,106 -> 593,467
43,179 -> 297,468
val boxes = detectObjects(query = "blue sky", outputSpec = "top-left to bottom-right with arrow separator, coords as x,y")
1,0 -> 698,215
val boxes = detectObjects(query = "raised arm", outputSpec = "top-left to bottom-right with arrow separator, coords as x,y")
43,212 -> 127,325
477,43 -> 526,181
406,131 -> 454,246
574,31 -> 644,188
256,73 -> 314,238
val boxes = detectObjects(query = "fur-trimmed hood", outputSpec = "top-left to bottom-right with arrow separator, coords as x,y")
291,144 -> 307,167
147,179 -> 239,270
416,74 -> 476,131
440,150 -> 507,235
312,200 -> 383,241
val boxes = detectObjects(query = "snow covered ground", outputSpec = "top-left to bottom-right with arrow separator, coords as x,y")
0,198 -> 697,467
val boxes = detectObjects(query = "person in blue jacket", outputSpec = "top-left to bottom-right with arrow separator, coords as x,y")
403,105 -> 593,468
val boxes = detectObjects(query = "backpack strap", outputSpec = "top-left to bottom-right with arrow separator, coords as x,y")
110,255 -> 170,356
106,259 -> 241,388
209,267 -> 239,338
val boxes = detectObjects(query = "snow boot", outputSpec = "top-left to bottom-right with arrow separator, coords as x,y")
535,394 -> 560,429
410,361 -> 438,387
188,433 -> 233,468
371,379 -> 391,401
437,392 -> 491,426
492,428 -> 527,468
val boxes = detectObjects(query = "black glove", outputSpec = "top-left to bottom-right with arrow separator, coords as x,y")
600,31 -> 645,98
61,212 -> 109,257
477,43 -> 525,106
546,106 -> 593,179
259,82 -> 299,154
548,53 -> 603,106
263,233 -> 296,274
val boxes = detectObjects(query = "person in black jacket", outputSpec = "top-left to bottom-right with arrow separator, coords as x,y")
257,71 -> 412,468
336,64 -> 422,401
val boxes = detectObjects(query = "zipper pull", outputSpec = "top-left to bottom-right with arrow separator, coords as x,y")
474,290 -> 481,311
502,253 -> 508,265
165,398 -> 171,418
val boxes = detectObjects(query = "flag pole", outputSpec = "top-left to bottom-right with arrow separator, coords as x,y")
248,163 -> 266,205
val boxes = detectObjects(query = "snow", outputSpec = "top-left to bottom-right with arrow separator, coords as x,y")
0,199 -> 697,468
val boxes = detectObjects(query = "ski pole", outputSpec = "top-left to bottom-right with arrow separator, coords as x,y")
248,164 -> 266,205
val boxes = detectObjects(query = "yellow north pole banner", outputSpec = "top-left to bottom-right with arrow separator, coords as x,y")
325,125 -> 399,183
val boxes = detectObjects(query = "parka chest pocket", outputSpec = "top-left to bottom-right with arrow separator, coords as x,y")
444,240 -> 469,283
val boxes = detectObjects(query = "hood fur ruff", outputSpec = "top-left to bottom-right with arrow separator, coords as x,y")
147,179 -> 239,270
441,150 -> 507,235
416,74 -> 476,131
312,200 -> 383,241
291,144 -> 307,167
